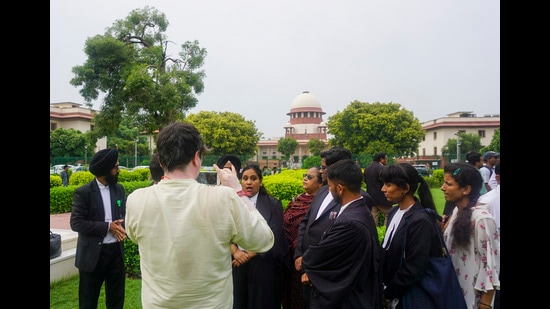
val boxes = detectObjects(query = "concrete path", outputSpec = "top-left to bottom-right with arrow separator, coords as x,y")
50,212 -> 72,230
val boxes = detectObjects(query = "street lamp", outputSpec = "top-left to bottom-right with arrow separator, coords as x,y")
135,138 -> 139,167
455,132 -> 461,162
84,145 -> 88,165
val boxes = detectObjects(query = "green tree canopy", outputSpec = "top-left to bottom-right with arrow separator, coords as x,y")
70,6 -> 207,139
307,138 -> 327,156
441,132 -> 483,163
481,128 -> 500,154
327,101 -> 424,157
184,111 -> 261,157
50,128 -> 90,158
277,137 -> 299,164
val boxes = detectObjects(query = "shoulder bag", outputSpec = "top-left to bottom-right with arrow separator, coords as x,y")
400,209 -> 467,309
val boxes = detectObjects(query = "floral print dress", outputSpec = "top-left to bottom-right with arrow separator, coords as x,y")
443,204 -> 500,309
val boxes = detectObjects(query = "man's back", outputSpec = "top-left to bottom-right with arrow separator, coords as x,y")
126,179 -> 274,308
364,162 -> 392,207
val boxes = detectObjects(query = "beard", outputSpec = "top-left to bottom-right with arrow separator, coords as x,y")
332,190 -> 342,205
105,173 -> 119,186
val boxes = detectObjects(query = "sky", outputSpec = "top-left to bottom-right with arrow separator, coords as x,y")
50,0 -> 500,139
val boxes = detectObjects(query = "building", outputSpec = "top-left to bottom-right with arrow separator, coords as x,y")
49,102 -> 107,151
401,111 -> 500,169
254,91 -> 329,168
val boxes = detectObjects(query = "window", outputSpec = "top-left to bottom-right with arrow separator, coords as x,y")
478,130 -> 486,138
433,132 -> 437,140
433,147 -> 437,156
51,122 -> 57,130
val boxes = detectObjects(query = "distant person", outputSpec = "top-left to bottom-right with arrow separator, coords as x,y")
262,165 -> 271,177
379,162 -> 441,309
466,151 -> 487,195
232,164 -> 288,309
272,166 -> 279,174
442,162 -> 500,309
294,146 -> 375,307
125,122 -> 275,308
363,152 -> 394,226
480,151 -> 499,192
60,164 -> 70,186
70,148 -> 127,309
149,153 -> 163,185
302,159 -> 382,309
282,166 -> 323,309
217,154 -> 242,180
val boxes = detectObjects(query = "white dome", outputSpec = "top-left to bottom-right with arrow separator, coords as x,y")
291,91 -> 321,109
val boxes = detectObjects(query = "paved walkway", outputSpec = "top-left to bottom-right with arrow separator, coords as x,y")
50,212 -> 72,230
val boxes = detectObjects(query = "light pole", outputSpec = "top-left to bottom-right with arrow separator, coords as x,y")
135,138 -> 139,167
455,132 -> 461,162
84,145 -> 88,165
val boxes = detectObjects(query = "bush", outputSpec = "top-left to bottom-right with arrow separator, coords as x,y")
50,175 -> 62,188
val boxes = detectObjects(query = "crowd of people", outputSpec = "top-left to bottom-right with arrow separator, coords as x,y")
69,120 -> 499,309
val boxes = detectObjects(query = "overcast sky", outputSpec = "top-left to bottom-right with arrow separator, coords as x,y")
50,0 -> 500,139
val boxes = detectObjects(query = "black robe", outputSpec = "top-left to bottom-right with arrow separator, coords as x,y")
302,198 -> 383,309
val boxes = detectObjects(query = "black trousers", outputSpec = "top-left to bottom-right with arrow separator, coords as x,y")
78,243 -> 125,309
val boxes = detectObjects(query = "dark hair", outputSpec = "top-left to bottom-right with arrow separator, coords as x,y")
320,147 -> 352,166
326,159 -> 363,193
494,162 -> 500,175
241,164 -> 269,195
443,162 -> 483,248
156,122 -> 208,172
310,166 -> 323,184
465,151 -> 481,166
373,152 -> 386,162
149,153 -> 164,183
379,163 -> 437,211
217,154 -> 242,180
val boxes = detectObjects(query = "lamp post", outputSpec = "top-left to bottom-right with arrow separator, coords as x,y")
135,138 -> 139,168
455,132 -> 461,162
84,145 -> 88,165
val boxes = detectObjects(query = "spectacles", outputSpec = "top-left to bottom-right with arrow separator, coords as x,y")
303,174 -> 315,180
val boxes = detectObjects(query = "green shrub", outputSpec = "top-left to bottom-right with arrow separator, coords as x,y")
50,175 -> 62,188
69,171 -> 95,186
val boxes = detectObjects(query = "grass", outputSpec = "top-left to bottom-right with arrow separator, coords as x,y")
50,275 -> 142,308
50,189 -> 446,308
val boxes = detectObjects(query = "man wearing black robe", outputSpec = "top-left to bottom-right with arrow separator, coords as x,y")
302,159 -> 383,309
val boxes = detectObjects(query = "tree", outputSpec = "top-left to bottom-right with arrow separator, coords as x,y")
70,6 -> 207,139
481,128 -> 500,154
50,128 -> 89,158
307,138 -> 327,156
441,132 -> 483,163
185,111 -> 261,157
327,101 -> 424,157
277,137 -> 299,165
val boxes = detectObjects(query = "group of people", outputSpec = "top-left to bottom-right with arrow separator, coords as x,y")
69,120 -> 500,309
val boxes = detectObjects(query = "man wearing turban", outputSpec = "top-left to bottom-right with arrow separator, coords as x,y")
70,148 -> 127,309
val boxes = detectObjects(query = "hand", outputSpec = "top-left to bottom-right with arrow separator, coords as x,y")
301,273 -> 311,286
232,249 -> 250,267
214,164 -> 241,191
110,219 -> 126,241
295,256 -> 302,271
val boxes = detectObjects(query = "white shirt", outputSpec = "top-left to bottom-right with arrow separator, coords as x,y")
96,179 -> 117,244
382,204 -> 413,249
478,184 -> 500,235
315,191 -> 334,220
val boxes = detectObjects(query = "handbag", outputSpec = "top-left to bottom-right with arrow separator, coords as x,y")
50,231 -> 62,259
400,209 -> 466,309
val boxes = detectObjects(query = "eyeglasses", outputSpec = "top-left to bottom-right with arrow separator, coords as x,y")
303,174 -> 315,180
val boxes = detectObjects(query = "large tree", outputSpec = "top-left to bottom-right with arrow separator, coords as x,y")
184,111 -> 261,157
307,138 -> 327,156
70,6 -> 207,139
327,101 -> 424,157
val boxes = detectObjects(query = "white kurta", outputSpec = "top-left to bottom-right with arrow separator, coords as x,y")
126,179 -> 274,308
